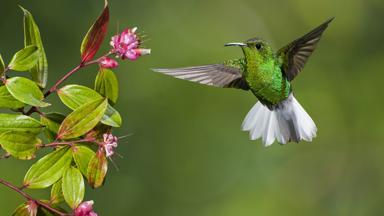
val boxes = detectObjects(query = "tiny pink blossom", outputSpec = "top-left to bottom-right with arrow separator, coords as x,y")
99,57 -> 119,68
103,133 -> 118,157
110,27 -> 151,61
74,201 -> 98,216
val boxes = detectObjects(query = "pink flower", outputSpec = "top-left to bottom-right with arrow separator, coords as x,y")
74,201 -> 98,216
110,27 -> 151,60
99,57 -> 119,68
102,133 -> 118,157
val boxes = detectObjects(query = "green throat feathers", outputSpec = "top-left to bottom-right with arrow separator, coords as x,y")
224,39 -> 291,106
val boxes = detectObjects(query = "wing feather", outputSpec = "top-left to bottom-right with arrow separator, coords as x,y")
153,64 -> 249,90
277,17 -> 334,81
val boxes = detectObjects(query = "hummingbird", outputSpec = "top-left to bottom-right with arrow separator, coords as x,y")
153,18 -> 333,146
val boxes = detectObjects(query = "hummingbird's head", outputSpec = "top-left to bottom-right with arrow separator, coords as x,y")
225,37 -> 273,60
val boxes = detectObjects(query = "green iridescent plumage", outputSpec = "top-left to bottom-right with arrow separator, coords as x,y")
223,54 -> 290,106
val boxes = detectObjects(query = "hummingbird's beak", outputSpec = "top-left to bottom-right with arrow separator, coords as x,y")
225,42 -> 246,47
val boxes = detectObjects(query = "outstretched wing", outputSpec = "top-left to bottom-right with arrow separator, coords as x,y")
152,62 -> 249,90
277,17 -> 334,81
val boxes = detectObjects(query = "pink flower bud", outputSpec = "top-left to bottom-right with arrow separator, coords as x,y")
102,133 -> 118,157
99,57 -> 119,68
74,200 -> 98,216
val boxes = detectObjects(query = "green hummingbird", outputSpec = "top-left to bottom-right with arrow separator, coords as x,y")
153,18 -> 333,146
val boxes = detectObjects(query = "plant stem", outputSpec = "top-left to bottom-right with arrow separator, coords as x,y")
44,64 -> 81,98
44,57 -> 105,98
41,138 -> 95,148
0,178 -> 70,216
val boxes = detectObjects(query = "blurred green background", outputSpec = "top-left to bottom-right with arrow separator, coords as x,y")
1,0 -> 384,215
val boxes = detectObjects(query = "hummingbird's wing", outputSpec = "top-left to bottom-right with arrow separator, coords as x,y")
152,64 -> 249,90
277,17 -> 334,81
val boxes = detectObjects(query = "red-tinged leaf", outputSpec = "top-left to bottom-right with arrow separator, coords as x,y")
87,150 -> 108,188
80,1 -> 109,63
12,200 -> 38,216
57,98 -> 108,140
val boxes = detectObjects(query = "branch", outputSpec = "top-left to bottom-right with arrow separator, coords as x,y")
44,65 -> 81,98
39,138 -> 96,148
0,178 -> 70,216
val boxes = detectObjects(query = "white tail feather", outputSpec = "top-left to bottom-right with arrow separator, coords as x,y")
242,94 -> 317,146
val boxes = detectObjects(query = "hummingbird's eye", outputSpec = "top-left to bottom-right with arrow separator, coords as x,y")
256,43 -> 262,50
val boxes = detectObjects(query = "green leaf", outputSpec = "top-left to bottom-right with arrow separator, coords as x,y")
102,107 -> 122,127
9,45 -> 41,71
73,145 -> 95,177
80,1 -> 109,62
12,201 -> 37,216
0,54 -> 5,76
21,6 -> 48,88
57,98 -> 108,139
40,113 -> 66,142
62,166 -> 84,209
95,68 -> 118,104
0,132 -> 40,160
0,85 -> 25,109
0,113 -> 43,134
58,85 -> 101,108
50,179 -> 64,204
5,77 -> 50,107
58,85 -> 121,127
87,150 -> 108,188
24,147 -> 72,188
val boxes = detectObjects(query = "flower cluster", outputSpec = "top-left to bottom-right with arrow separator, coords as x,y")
110,27 -> 151,60
98,27 -> 151,69
102,133 -> 118,157
75,201 -> 98,216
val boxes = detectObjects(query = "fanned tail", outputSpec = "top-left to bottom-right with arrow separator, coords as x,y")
241,94 -> 317,146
